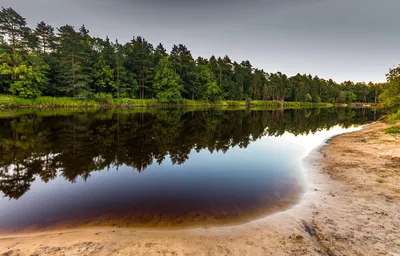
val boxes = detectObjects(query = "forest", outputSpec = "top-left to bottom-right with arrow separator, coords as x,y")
0,7 -> 386,105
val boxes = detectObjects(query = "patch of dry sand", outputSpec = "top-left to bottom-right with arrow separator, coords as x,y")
0,122 -> 399,256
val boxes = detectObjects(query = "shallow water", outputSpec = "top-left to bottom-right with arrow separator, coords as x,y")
0,108 -> 378,232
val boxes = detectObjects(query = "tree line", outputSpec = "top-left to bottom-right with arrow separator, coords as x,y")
0,6 -> 387,104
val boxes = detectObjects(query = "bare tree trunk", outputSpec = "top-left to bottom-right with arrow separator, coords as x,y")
43,37 -> 47,54
219,68 -> 222,87
116,65 -> 120,98
11,34 -> 16,80
72,55 -> 76,97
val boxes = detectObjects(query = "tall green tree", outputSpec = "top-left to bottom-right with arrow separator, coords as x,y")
169,44 -> 196,99
113,40 -> 138,98
197,64 -> 221,101
0,7 -> 30,80
152,57 -> 183,103
124,37 -> 154,99
8,64 -> 47,98
56,25 -> 92,97
92,55 -> 116,93
35,22 -> 56,54
380,65 -> 400,112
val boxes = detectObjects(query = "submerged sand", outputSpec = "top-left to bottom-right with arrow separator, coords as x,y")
0,122 -> 399,256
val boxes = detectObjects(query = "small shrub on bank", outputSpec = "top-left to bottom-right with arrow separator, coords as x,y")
387,109 -> 400,124
94,93 -> 113,104
385,126 -> 400,134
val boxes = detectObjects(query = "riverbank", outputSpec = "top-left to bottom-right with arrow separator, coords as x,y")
306,121 -> 400,255
0,122 -> 398,255
0,94 -> 333,109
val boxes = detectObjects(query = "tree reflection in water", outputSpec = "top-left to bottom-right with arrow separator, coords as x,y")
0,108 -> 377,200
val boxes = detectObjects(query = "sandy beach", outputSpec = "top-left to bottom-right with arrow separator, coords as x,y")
0,121 -> 399,256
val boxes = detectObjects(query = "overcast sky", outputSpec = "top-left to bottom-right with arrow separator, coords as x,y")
2,0 -> 399,82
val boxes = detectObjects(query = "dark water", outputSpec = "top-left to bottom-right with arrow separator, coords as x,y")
0,108 -> 378,232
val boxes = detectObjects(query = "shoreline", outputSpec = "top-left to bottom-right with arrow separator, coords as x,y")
0,95 -> 336,109
0,102 -> 334,110
0,122 -> 398,255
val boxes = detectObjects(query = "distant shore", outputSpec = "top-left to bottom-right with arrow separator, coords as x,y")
0,122 -> 398,256
0,94 -> 340,109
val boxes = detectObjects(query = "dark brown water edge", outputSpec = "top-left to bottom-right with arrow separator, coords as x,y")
0,179 -> 304,235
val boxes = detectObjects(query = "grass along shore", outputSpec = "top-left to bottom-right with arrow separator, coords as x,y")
0,94 -> 333,109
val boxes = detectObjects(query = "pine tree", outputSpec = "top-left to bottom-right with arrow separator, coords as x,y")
124,37 -> 154,99
114,39 -> 138,98
0,7 -> 30,80
169,44 -> 196,99
35,21 -> 56,54
56,25 -> 91,97
154,43 -> 167,65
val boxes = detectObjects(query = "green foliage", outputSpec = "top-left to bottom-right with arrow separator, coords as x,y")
380,66 -> 400,112
153,57 -> 183,104
35,21 -> 56,53
118,68 -> 138,98
0,7 -> 30,52
387,109 -> 400,124
155,90 -> 182,104
33,96 -> 98,107
305,93 -> 312,102
8,64 -> 48,98
385,126 -> 400,134
314,95 -> 321,103
56,25 -> 92,98
197,65 -> 221,101
93,56 -> 116,92
0,94 -> 98,107
0,93 -> 335,109
93,93 -> 113,104
339,91 -> 357,104
169,44 -> 196,100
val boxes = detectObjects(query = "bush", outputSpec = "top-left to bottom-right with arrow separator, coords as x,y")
385,126 -> 400,134
387,109 -> 400,124
119,98 -> 133,105
94,93 -> 113,104
156,89 -> 183,104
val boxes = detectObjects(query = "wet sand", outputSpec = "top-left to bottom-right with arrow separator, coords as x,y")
0,122 -> 399,256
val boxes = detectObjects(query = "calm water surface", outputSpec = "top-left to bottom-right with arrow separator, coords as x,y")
0,108 -> 378,232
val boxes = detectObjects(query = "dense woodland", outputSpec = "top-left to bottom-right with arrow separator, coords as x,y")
0,7 -> 386,104
0,108 -> 378,199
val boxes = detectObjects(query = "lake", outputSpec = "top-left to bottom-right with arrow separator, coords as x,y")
0,107 -> 378,232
